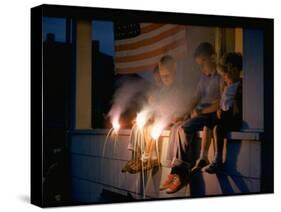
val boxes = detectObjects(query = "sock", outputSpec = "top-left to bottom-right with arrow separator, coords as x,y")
214,152 -> 222,163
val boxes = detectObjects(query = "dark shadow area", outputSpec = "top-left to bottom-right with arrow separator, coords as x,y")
222,140 -> 250,193
209,140 -> 250,194
189,138 -> 250,196
142,165 -> 162,196
185,136 -> 206,196
43,33 -> 72,205
91,41 -> 115,129
189,171 -> 206,197
99,189 -> 135,203
216,173 -> 235,194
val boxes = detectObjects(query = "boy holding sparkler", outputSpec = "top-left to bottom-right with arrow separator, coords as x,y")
161,42 -> 222,193
122,55 -> 179,174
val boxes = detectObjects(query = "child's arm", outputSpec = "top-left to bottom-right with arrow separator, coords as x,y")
186,95 -> 201,118
191,101 -> 219,118
201,101 -> 219,114
189,78 -> 203,113
216,108 -> 222,119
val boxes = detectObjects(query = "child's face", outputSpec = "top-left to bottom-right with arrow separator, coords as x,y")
218,68 -> 232,85
153,71 -> 162,87
159,63 -> 176,87
195,55 -> 216,76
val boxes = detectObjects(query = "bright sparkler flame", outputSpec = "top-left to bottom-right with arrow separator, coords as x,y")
112,119 -> 120,132
151,124 -> 163,140
136,112 -> 146,129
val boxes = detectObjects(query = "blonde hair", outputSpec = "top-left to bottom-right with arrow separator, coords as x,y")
159,55 -> 175,67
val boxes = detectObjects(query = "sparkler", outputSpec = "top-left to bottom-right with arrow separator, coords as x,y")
105,110 -> 163,199
136,112 -> 146,129
150,121 -> 165,171
151,124 -> 163,140
112,118 -> 120,133
151,121 -> 165,140
132,111 -> 151,199
103,117 -> 120,157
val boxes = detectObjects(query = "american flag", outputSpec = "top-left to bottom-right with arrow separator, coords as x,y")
114,23 -> 188,74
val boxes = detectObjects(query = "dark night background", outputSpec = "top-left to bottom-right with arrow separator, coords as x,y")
42,17 -> 117,204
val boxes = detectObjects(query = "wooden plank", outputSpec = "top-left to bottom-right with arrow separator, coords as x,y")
71,165 -> 260,203
71,154 -> 190,199
71,134 -> 169,161
70,128 -> 261,201
70,129 -> 170,137
70,129 -> 262,141
71,133 -> 261,178
71,155 -> 142,194
71,134 -> 132,160
226,131 -> 261,140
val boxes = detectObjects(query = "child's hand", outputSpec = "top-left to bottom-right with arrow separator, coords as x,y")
217,109 -> 222,119
182,112 -> 190,121
171,116 -> 183,124
191,109 -> 200,118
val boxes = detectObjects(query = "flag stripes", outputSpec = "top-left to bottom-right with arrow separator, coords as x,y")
114,23 -> 187,74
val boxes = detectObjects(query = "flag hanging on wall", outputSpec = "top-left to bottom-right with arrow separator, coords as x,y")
114,23 -> 188,74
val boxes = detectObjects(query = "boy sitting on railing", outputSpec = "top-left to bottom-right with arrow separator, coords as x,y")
161,42 -> 222,193
122,55 -> 179,174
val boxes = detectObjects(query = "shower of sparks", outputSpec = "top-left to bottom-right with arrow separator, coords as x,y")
129,121 -> 147,199
136,112 -> 147,129
104,110 -> 164,200
151,123 -> 164,140
102,118 -> 120,157
150,122 -> 162,181
112,118 -> 120,133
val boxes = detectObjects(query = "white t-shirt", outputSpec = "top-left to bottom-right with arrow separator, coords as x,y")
220,81 -> 240,111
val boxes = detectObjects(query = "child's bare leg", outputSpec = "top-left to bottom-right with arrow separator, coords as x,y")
199,126 -> 212,161
213,125 -> 224,163
204,125 -> 224,173
192,126 -> 211,171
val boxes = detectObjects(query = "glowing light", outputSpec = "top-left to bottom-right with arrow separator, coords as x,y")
151,124 -> 163,140
136,112 -> 146,129
112,119 -> 120,132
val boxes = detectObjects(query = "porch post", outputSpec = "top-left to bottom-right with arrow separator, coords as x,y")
243,29 -> 264,131
75,19 -> 92,129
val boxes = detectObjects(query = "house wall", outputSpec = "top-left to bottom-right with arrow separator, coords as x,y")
176,26 -> 216,103
70,130 -> 261,203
